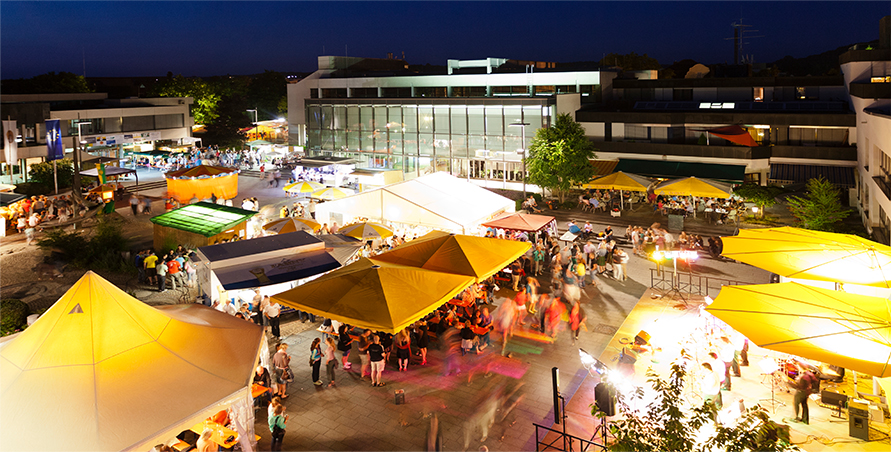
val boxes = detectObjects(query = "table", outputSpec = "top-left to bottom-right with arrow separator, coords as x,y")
190,420 -> 239,448
470,325 -> 492,335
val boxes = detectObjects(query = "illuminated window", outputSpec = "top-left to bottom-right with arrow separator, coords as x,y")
753,87 -> 764,102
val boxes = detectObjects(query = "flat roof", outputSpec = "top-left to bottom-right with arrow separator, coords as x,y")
198,230 -> 322,262
150,202 -> 256,237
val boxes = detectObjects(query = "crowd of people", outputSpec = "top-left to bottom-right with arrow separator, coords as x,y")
135,245 -> 197,293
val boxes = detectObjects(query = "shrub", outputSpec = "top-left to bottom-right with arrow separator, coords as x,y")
29,159 -> 76,190
37,216 -> 130,272
1,299 -> 31,337
14,182 -> 50,197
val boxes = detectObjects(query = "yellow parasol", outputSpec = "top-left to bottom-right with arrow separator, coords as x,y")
338,222 -> 394,240
371,230 -> 531,282
283,180 -> 324,195
654,176 -> 732,198
262,217 -> 321,234
706,282 -> 891,377
312,187 -> 355,200
271,258 -> 474,333
722,226 -> 891,288
581,171 -> 652,209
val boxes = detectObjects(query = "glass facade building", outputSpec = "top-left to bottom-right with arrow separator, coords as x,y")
305,98 -> 551,182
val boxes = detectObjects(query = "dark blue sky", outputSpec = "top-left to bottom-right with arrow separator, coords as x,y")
2,1 -> 888,79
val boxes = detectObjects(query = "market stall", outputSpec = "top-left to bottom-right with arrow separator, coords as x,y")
0,272 -> 264,452
165,165 -> 239,203
150,202 -> 256,252
481,212 -> 556,240
194,231 -> 359,305
349,167 -> 403,191
314,172 -> 515,234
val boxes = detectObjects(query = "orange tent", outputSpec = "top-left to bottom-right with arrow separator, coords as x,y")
165,165 -> 239,203
481,212 -> 555,233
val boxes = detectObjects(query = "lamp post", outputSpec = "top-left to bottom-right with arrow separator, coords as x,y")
75,121 -> 91,198
509,121 -> 530,199
247,109 -> 258,139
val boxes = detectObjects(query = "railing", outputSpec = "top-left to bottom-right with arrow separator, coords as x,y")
533,423 -> 605,452
649,268 -> 758,299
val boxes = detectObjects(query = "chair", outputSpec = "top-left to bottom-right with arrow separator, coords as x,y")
577,196 -> 589,211
726,209 -> 738,224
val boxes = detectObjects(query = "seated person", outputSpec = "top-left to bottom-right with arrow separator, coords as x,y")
567,220 -> 581,235
252,366 -> 273,406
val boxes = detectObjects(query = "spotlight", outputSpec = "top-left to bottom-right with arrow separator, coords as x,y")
579,348 -> 610,376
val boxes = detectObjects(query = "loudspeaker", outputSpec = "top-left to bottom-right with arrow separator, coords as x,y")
634,330 -> 651,346
594,382 -> 616,417
849,413 -> 869,440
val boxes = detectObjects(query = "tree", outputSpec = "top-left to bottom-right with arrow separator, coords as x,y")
604,362 -> 798,452
28,159 -> 76,190
0,71 -> 92,94
525,113 -> 597,202
598,52 -> 662,71
246,70 -> 287,121
786,177 -> 851,231
733,184 -> 784,218
202,94 -> 252,148
151,74 -> 221,124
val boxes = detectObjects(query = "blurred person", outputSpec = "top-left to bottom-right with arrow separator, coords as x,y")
196,428 -> 218,452
310,338 -> 323,386
325,336 -> 338,387
395,330 -> 411,371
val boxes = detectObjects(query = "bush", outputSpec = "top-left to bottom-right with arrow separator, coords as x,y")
37,216 -> 131,272
532,193 -> 543,203
29,159 -> 76,190
1,299 -> 30,337
14,182 -> 50,197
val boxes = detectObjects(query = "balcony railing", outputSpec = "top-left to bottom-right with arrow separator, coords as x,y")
873,176 -> 891,201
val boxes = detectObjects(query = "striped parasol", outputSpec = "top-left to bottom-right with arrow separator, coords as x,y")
339,222 -> 394,240
283,180 -> 324,195
312,187 -> 355,200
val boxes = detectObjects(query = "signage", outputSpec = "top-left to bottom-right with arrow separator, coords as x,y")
45,120 -> 63,161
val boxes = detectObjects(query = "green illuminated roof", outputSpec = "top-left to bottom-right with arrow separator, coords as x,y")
150,202 -> 256,237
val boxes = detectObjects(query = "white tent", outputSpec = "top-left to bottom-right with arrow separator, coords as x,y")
0,272 -> 264,452
315,172 -> 515,234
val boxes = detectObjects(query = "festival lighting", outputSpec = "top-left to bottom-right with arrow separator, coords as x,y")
579,348 -> 610,376
651,250 -> 699,261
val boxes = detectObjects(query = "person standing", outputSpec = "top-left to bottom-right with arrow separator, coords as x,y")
155,257 -> 168,292
272,343 -> 290,399
324,336 -> 338,387
789,367 -> 818,424
613,248 -> 629,282
129,194 -> 139,216
268,404 -> 288,452
308,199 -> 317,219
395,330 -> 411,371
251,290 -> 263,327
144,251 -> 158,287
135,250 -> 146,284
265,296 -> 282,338
337,324 -> 353,370
532,245 -> 545,276
718,337 -> 735,390
368,334 -> 386,387
701,363 -> 723,413
569,301 -> 586,342
357,329 -> 372,378
166,257 -> 182,291
310,338 -> 323,386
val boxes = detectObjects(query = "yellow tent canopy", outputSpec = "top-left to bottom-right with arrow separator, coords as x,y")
271,258 -> 474,333
654,176 -> 732,198
0,272 -> 264,451
371,231 -> 531,282
706,282 -> 891,378
263,217 -> 322,234
722,226 -> 891,289
582,171 -> 652,191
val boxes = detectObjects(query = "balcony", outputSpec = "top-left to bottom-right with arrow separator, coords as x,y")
849,82 -> 891,99
873,176 -> 891,201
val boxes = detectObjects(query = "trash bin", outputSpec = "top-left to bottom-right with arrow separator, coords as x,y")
395,389 -> 405,405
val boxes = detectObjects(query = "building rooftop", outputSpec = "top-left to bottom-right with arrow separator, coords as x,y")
150,202 -> 256,237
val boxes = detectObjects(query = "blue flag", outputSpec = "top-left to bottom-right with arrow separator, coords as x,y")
45,119 -> 64,161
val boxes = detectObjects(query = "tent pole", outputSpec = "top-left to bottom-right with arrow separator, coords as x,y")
620,190 -> 624,210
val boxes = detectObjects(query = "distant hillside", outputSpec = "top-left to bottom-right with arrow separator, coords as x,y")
768,39 -> 878,76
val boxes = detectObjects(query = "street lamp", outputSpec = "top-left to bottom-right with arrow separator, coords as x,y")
74,121 -> 91,198
509,121 -> 530,199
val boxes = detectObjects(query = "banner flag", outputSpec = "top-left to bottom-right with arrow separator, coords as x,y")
2,120 -> 17,164
46,119 -> 64,161
96,163 -> 107,184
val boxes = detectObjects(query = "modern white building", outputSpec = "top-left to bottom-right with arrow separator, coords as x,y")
288,56 -> 616,187
1,93 -> 194,181
840,15 -> 891,244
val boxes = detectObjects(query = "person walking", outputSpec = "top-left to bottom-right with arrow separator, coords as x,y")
368,334 -> 386,386
272,343 -> 291,399
308,199 -> 317,219
324,336 -> 338,387
613,247 -> 629,281
569,301 -> 586,342
310,338 -> 323,386
264,296 -> 282,339
268,404 -> 288,451
129,194 -> 139,216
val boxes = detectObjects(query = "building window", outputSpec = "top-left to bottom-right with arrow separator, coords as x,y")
154,114 -> 184,129
310,89 -> 319,99
381,87 -> 412,98
744,173 -> 761,184
122,115 -> 154,132
579,85 -> 602,102
625,124 -> 649,141
321,88 -> 347,98
673,88 -> 693,101
452,87 -> 486,97
881,151 -> 891,182
556,85 -> 577,94
492,86 -> 528,96
415,87 -> 447,97
350,88 -> 377,98
753,87 -> 764,102
534,85 -> 556,96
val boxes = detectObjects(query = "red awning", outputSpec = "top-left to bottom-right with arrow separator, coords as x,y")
481,212 -> 555,233
697,125 -> 759,147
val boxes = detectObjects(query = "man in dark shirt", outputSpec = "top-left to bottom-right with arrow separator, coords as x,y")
368,335 -> 386,387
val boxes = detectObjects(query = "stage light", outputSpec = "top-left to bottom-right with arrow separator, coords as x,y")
703,296 -> 713,305
579,348 -> 610,376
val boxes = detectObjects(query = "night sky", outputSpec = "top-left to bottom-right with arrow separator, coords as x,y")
2,1 -> 888,79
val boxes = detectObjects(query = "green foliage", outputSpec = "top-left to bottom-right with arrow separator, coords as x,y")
151,74 -> 221,124
28,159 -> 76,190
786,177 -> 851,231
14,182 -> 51,197
37,216 -> 130,272
733,184 -> 784,218
202,94 -> 252,148
1,71 -> 92,94
526,114 -> 597,202
246,70 -> 287,121
599,52 -> 662,71
605,362 -> 798,452
1,299 -> 31,337
277,96 -> 289,118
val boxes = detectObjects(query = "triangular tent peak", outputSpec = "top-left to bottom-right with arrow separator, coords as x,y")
68,303 -> 84,314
